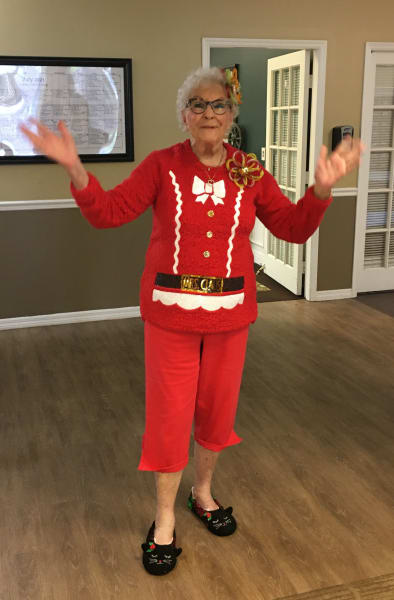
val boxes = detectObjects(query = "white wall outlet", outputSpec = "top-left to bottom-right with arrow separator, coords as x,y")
261,147 -> 266,161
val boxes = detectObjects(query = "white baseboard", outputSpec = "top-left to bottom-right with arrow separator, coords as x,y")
309,288 -> 356,301
0,306 -> 141,331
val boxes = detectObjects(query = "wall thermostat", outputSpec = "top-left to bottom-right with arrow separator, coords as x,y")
332,125 -> 354,151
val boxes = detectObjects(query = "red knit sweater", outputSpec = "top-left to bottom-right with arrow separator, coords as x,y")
71,139 -> 332,333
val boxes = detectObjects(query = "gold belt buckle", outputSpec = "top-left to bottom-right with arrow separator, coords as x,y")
181,274 -> 224,294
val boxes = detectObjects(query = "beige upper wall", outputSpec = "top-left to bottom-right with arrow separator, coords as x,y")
1,0 -> 394,201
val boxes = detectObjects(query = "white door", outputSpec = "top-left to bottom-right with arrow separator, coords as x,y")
355,52 -> 394,292
250,50 -> 310,295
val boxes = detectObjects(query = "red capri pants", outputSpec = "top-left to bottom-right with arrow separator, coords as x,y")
138,321 -> 249,473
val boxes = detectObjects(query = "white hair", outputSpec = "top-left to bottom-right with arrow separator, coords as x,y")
176,66 -> 239,131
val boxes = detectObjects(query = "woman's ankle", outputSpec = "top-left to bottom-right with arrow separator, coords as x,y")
154,528 -> 175,545
192,486 -> 219,510
154,514 -> 176,544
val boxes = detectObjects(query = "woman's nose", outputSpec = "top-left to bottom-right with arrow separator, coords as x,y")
203,104 -> 215,117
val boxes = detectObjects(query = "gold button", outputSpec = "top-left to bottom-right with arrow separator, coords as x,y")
206,231 -> 213,238
207,210 -> 215,217
203,251 -> 210,258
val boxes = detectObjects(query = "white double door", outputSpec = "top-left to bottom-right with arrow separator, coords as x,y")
355,52 -> 394,292
251,49 -> 310,295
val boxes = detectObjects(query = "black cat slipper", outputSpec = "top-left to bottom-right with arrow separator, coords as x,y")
187,490 -> 237,536
141,521 -> 182,576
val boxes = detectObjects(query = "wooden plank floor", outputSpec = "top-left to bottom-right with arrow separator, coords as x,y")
0,298 -> 393,600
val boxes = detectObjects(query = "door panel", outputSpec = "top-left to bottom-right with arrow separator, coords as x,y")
250,49 -> 310,295
356,54 -> 394,291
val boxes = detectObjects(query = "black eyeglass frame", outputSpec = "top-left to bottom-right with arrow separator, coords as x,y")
185,96 -> 233,115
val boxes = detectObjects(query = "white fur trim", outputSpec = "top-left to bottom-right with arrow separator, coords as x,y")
152,289 -> 244,311
169,170 -> 183,274
226,188 -> 243,277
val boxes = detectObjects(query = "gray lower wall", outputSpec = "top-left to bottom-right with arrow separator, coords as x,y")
317,196 -> 356,291
0,192 -> 355,322
0,208 -> 151,318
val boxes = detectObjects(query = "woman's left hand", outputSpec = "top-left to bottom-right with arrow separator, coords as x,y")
314,136 -> 366,199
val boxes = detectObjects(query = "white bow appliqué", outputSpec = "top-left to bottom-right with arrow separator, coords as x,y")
192,176 -> 225,206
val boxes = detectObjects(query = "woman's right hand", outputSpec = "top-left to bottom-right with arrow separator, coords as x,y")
19,118 -> 89,189
19,118 -> 79,170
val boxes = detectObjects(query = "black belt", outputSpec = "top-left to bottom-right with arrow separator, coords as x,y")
155,273 -> 244,294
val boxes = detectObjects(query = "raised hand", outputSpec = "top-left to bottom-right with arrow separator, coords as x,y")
314,136 -> 365,199
19,118 -> 89,189
19,118 -> 79,169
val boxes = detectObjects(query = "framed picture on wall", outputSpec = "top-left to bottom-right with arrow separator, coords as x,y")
0,56 -> 134,164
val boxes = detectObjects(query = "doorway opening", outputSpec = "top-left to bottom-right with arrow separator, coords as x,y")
203,37 -> 327,301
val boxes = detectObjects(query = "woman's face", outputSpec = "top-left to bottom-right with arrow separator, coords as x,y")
183,83 -> 234,146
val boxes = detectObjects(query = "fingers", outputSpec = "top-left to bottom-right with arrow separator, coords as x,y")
315,138 -> 366,189
19,118 -> 67,151
334,136 -> 353,160
316,155 -> 340,186
319,144 -> 328,161
58,120 -> 68,132
335,135 -> 352,154
335,136 -> 364,157
19,118 -> 52,141
315,145 -> 328,175
332,137 -> 365,174
329,152 -> 347,178
315,144 -> 345,188
18,122 -> 43,148
22,117 -> 67,139
57,120 -> 74,143
352,138 -> 366,162
28,117 -> 56,138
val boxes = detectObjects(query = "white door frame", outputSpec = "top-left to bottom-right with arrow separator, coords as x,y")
353,41 -> 394,294
202,37 -> 327,301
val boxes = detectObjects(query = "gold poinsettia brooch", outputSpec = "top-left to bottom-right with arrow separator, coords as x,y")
226,151 -> 264,189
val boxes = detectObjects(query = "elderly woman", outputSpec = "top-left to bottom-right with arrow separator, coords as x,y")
20,66 -> 363,576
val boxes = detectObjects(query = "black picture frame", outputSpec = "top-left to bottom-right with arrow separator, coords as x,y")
0,56 -> 134,164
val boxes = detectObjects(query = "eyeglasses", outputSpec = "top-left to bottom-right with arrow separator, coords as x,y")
186,97 -> 232,115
